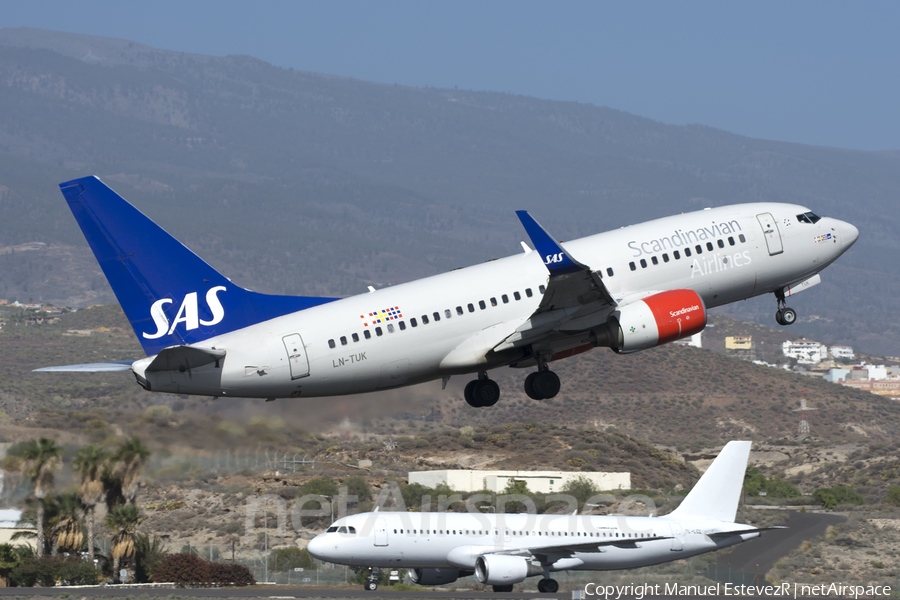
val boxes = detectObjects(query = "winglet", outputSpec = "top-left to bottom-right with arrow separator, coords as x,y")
515,211 -> 583,276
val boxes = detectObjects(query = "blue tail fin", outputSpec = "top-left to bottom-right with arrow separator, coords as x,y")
60,176 -> 337,355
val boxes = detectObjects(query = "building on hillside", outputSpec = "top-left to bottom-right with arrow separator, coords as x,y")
782,339 -> 828,364
408,469 -> 631,494
0,509 -> 36,551
673,331 -> 702,349
829,345 -> 854,361
725,336 -> 752,350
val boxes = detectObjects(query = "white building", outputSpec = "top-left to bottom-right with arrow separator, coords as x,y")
782,339 -> 828,364
408,469 -> 631,494
829,345 -> 855,361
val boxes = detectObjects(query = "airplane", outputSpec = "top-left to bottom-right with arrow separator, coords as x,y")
308,441 -> 779,593
36,176 -> 858,406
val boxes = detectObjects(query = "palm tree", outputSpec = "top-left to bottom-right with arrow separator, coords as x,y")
73,444 -> 110,560
0,543 -> 20,587
52,492 -> 83,554
134,533 -> 169,583
7,438 -> 61,555
110,438 -> 151,506
105,504 -> 141,583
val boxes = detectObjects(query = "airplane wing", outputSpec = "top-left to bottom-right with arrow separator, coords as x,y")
34,361 -> 136,373
492,535 -> 673,563
493,212 -> 616,353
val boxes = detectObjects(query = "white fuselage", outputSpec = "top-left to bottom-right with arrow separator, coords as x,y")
131,202 -> 856,398
307,511 -> 758,572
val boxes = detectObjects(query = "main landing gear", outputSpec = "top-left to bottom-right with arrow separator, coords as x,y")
464,372 -> 500,407
525,356 -> 561,400
774,291 -> 797,326
537,578 -> 560,593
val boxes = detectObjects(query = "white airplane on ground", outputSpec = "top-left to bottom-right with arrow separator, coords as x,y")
308,441 -> 777,593
37,177 -> 858,406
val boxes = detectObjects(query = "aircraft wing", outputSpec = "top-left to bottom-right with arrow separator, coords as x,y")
492,534 -> 672,563
493,212 -> 616,353
34,361 -> 136,373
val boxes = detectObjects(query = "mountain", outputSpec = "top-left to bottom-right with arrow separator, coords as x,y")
1,27 -> 898,355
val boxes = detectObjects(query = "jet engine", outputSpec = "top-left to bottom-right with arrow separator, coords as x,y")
592,289 -> 707,354
475,554 -> 542,586
407,568 -> 468,585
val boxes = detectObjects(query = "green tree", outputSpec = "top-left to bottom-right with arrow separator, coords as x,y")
7,438 -> 62,556
299,476 -> 339,497
73,444 -> 110,561
105,504 -> 142,583
813,485 -> 865,509
561,476 -> 600,506
885,486 -> 900,506
0,544 -> 20,588
342,476 -> 373,503
134,533 -> 169,583
111,437 -> 151,505
51,492 -> 83,553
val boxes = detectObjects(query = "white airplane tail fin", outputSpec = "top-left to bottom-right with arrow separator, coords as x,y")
668,441 -> 751,523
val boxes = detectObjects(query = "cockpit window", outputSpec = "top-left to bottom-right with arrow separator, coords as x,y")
338,526 -> 348,533
348,526 -> 356,534
326,526 -> 338,533
797,211 -> 821,224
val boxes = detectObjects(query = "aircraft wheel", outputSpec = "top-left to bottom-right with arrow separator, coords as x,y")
781,307 -> 797,325
524,372 -> 544,400
537,579 -> 547,592
775,309 -> 785,326
473,379 -> 500,407
364,580 -> 378,591
544,578 -> 559,593
492,584 -> 514,592
464,380 -> 480,407
533,370 -> 561,399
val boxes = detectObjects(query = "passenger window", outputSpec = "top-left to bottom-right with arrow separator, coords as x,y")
685,247 -> 692,257
695,245 -> 703,254
456,306 -> 463,316
491,297 -> 497,306
739,234 -> 746,243
445,309 -> 452,319
607,267 -> 614,276
352,333 -> 359,342
411,318 -> 418,327
674,250 -> 681,259
387,323 -> 394,333
433,312 -> 440,322
399,321 -> 406,331
651,256 -> 658,265
468,303 -> 475,312
728,236 -> 735,246
502,294 -> 509,303
328,339 -> 336,349
706,242 -> 713,251
662,253 -> 669,263
526,288 -> 533,297
640,259 -> 647,268
717,239 -> 725,248
422,314 -> 429,324
514,291 -> 521,300
629,261 -> 636,271
340,336 -> 347,346
375,327 -> 383,336
364,330 -> 371,339
479,300 -> 486,310
539,285 -> 546,294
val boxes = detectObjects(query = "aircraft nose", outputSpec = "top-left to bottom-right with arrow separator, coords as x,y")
839,220 -> 859,250
306,536 -> 327,560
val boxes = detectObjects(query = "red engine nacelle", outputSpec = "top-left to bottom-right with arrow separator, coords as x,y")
597,289 -> 707,354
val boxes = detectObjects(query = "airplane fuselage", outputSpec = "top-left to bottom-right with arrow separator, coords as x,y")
129,202 -> 855,398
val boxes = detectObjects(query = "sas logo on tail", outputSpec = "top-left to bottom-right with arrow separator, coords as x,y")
143,286 -> 226,339
544,252 -> 566,265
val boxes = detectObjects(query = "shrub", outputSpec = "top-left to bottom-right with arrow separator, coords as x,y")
208,562 -> 255,586
151,553 -> 212,585
270,547 -> 317,572
885,486 -> 900,506
11,555 -> 100,587
813,485 -> 865,510
342,475 -> 373,503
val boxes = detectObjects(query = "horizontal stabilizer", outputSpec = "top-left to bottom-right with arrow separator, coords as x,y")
34,360 -> 136,373
145,346 -> 226,372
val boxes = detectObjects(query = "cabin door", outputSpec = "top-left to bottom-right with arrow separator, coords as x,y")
374,518 -> 388,547
756,213 -> 784,255
282,334 -> 310,379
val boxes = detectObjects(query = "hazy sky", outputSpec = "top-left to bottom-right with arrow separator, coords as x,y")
5,1 -> 899,151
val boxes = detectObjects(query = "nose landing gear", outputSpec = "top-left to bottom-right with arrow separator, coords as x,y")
774,291 -> 797,326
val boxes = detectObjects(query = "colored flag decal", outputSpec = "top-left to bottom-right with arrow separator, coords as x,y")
813,233 -> 833,243
360,306 -> 402,326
